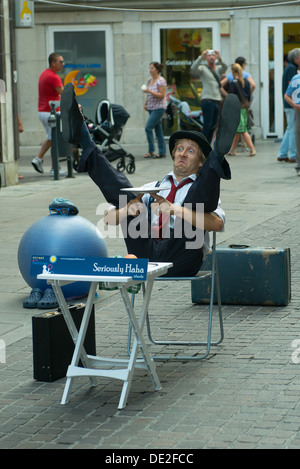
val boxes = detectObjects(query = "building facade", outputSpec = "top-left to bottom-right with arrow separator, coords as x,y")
2,0 -> 300,185
0,0 -> 20,187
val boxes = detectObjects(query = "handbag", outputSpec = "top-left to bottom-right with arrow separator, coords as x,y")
234,79 -> 254,128
247,108 -> 254,128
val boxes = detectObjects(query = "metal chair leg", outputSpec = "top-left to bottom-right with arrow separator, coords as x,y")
127,232 -> 223,361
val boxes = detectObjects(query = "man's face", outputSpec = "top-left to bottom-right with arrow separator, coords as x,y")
52,56 -> 65,72
173,139 -> 203,178
294,54 -> 300,67
207,53 -> 216,65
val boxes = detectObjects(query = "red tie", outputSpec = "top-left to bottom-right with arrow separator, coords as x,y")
153,176 -> 193,240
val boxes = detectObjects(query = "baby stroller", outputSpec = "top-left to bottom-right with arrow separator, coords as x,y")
168,95 -> 203,132
74,99 -> 135,174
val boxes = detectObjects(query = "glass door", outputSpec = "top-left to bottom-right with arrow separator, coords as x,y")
261,20 -> 300,139
260,21 -> 283,138
152,21 -> 220,134
47,25 -> 114,121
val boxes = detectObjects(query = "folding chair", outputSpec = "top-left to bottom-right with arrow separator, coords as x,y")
127,232 -> 224,361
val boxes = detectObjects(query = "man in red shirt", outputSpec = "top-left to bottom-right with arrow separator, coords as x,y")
32,52 -> 65,175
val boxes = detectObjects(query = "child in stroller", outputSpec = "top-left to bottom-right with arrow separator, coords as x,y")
74,99 -> 135,174
168,95 -> 204,132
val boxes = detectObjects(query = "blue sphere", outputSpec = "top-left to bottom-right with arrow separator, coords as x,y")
18,215 -> 108,299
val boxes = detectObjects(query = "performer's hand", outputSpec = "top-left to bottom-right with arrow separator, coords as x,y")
127,194 -> 145,217
151,195 -> 175,216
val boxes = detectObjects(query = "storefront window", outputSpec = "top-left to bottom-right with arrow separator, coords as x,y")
160,27 -> 213,134
54,30 -> 107,121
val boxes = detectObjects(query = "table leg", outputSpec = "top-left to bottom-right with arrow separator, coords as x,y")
48,273 -> 165,409
51,280 -> 98,404
118,282 -> 162,409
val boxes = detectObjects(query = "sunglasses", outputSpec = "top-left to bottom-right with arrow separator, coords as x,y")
49,207 -> 70,215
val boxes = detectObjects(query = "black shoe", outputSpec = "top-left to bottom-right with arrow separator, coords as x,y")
61,83 -> 84,144
215,94 -> 240,156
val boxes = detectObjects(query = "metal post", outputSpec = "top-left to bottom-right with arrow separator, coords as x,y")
66,150 -> 74,178
48,103 -> 59,180
56,112 -> 74,179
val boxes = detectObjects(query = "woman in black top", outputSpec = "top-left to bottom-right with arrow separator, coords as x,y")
227,63 -> 256,156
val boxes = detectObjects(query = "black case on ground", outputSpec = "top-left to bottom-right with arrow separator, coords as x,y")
32,303 -> 96,382
191,245 -> 291,306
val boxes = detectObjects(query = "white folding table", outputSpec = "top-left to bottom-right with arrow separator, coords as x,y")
37,261 -> 172,409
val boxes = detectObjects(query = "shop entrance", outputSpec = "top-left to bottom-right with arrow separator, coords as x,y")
261,20 -> 300,138
153,21 -> 220,135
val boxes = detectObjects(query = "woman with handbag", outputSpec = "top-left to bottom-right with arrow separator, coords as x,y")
142,62 -> 167,159
226,63 -> 256,157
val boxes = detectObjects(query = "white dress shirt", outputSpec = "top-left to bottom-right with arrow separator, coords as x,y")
141,172 -> 225,255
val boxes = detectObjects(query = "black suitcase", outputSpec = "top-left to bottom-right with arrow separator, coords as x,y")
191,245 -> 291,306
32,303 -> 96,382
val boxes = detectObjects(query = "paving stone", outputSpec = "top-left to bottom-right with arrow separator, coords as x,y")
1,141 -> 300,449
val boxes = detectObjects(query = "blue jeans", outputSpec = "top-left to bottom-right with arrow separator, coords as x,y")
145,109 -> 166,155
294,110 -> 300,170
200,99 -> 221,144
279,108 -> 296,159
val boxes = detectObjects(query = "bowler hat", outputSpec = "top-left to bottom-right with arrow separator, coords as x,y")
169,130 -> 212,159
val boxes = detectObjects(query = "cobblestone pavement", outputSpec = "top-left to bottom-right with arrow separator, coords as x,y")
1,140 -> 300,449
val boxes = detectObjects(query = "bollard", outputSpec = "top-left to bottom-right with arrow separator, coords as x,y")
48,103 -> 74,180
48,103 -> 60,180
56,113 -> 74,178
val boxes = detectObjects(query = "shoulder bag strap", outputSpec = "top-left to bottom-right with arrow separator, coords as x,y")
205,65 -> 221,88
